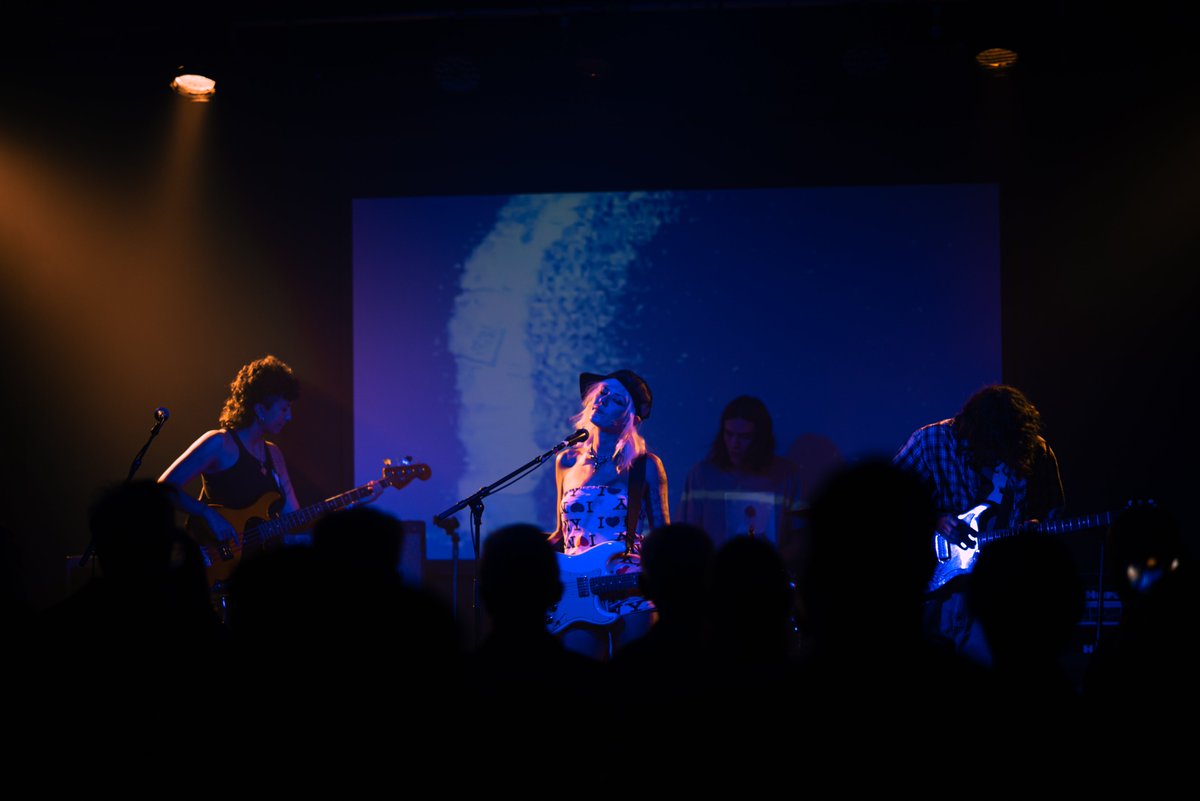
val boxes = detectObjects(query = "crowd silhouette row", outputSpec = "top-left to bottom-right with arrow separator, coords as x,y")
3,461 -> 1195,777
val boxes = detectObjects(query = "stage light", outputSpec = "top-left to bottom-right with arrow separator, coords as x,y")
170,70 -> 216,101
975,47 -> 1018,73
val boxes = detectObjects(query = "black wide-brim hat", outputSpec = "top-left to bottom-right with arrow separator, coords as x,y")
579,370 -> 653,421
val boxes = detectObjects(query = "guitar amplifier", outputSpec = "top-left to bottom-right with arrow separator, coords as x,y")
1079,588 -> 1123,628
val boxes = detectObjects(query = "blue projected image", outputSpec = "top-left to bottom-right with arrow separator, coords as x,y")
353,185 -> 1000,558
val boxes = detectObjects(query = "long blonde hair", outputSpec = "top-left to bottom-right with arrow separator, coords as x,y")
570,382 -> 647,473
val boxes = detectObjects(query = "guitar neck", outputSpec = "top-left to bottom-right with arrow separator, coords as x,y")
589,572 -> 641,596
976,510 -> 1115,548
247,484 -> 377,544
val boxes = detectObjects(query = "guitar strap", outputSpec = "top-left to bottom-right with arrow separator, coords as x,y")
625,454 -> 648,554
262,439 -> 281,492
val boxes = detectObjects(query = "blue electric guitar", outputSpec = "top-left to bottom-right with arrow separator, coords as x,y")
928,503 -> 1124,592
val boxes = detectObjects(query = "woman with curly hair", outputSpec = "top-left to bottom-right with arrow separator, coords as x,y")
159,355 -> 306,546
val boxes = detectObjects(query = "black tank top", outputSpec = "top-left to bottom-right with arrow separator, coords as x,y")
199,430 -> 281,511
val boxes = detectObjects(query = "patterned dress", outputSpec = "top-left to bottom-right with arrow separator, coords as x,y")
560,484 -> 652,616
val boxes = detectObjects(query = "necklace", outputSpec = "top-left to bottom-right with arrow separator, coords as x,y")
587,446 -> 612,467
249,444 -> 269,476
236,430 -> 270,477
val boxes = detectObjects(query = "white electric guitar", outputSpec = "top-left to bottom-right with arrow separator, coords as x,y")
546,541 -> 643,634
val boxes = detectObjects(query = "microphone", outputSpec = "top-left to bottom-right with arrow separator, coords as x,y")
556,428 -> 589,450
154,407 -> 170,423
536,429 -> 589,466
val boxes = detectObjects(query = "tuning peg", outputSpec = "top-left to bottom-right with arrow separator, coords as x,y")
384,458 -> 393,466
402,456 -> 413,465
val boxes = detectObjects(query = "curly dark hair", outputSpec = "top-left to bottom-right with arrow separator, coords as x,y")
953,384 -> 1045,477
218,355 -> 299,429
706,395 -> 776,472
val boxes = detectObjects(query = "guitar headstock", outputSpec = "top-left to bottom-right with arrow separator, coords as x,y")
382,458 -> 432,489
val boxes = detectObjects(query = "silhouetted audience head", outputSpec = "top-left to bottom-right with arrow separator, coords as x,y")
88,479 -> 188,582
226,545 -> 326,643
967,533 -> 1084,664
803,459 -> 936,639
31,480 -> 223,717
480,523 -> 562,623
313,505 -> 405,578
638,523 -> 713,617
709,535 -> 795,662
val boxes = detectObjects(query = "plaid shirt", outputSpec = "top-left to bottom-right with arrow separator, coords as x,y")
893,419 -> 1065,529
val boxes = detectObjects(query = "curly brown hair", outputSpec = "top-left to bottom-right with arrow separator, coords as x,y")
953,384 -> 1045,477
218,355 -> 299,429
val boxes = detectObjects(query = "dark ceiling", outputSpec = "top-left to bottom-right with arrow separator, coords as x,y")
5,2 -> 1193,103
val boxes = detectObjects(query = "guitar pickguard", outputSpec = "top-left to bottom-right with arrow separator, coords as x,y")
547,541 -> 643,634
928,503 -> 987,593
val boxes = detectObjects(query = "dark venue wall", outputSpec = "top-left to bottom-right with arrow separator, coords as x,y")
1,2 -> 1196,610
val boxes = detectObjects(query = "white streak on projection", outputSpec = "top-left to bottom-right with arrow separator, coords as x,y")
448,195 -> 584,529
448,191 -> 678,533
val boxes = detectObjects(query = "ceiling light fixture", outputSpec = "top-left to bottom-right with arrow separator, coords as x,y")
975,47 -> 1019,73
171,69 -> 216,101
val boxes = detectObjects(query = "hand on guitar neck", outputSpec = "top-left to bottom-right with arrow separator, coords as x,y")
358,478 -> 388,507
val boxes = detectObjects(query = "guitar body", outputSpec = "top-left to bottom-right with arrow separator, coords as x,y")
194,491 -> 285,585
927,502 -> 1126,593
928,503 -> 989,593
929,536 -> 980,593
547,541 -> 642,634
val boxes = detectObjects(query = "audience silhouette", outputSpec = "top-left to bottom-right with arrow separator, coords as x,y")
16,464 -> 1192,783
796,459 -> 992,769
611,523 -> 715,711
466,523 -> 602,729
967,532 -> 1086,742
1084,504 -> 1198,746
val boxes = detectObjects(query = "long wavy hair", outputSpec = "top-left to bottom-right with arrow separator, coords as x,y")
569,382 -> 646,474
953,384 -> 1045,477
706,395 -> 776,472
218,355 -> 300,429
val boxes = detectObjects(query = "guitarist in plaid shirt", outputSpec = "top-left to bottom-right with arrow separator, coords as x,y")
893,384 -> 1065,666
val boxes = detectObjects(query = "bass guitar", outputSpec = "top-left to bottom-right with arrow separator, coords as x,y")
195,460 -> 431,588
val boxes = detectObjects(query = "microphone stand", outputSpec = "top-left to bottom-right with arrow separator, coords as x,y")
78,414 -> 168,568
431,517 -> 462,622
127,415 -> 168,483
434,435 -> 580,648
